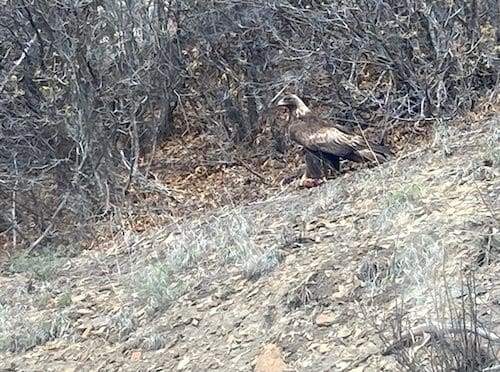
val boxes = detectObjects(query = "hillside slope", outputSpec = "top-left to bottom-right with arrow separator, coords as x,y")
1,113 -> 498,371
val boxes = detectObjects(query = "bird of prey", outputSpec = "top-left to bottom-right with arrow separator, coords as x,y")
274,94 -> 392,187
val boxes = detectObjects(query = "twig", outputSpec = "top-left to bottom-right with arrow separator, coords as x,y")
483,365 -> 500,371
473,181 -> 499,223
0,34 -> 37,94
26,193 -> 70,254
233,156 -> 270,184
357,124 -> 383,167
382,320 -> 500,355
12,156 -> 19,249
270,84 -> 290,105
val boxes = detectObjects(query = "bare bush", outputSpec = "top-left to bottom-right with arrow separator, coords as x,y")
380,271 -> 500,371
0,0 -> 184,247
181,0 -> 498,138
0,0 -> 497,249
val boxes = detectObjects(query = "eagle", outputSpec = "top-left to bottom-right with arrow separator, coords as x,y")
274,94 -> 392,187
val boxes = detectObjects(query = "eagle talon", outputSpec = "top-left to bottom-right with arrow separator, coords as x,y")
301,178 -> 324,188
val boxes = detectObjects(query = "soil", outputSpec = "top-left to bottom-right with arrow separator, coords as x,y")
0,112 -> 498,371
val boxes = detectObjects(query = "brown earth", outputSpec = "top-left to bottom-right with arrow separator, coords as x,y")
0,111 -> 498,371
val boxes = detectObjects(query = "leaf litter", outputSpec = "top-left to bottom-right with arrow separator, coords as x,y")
0,113 -> 498,370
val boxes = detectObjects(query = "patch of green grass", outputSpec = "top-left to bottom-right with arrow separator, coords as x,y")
141,332 -> 167,351
0,308 -> 70,352
483,127 -> 500,166
36,292 -> 53,308
109,307 -> 138,342
385,183 -> 424,205
137,262 -> 188,310
8,251 -> 67,281
57,293 -> 72,308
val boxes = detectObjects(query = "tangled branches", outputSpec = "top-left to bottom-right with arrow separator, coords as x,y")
0,0 -> 497,249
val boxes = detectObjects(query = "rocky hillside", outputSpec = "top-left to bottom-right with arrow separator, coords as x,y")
0,113 -> 498,371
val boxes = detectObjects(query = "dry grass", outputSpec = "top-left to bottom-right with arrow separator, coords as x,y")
0,305 -> 72,352
0,113 -> 498,370
136,261 -> 188,310
8,250 -> 67,281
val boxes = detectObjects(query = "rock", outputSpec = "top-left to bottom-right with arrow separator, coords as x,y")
255,344 -> 286,372
176,356 -> 190,370
318,343 -> 330,354
315,313 -> 334,327
337,326 -> 353,338
129,350 -> 141,361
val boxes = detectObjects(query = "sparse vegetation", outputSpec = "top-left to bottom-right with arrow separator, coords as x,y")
0,0 -> 497,248
109,308 -> 138,343
484,127 -> 500,167
137,262 -> 188,311
8,251 -> 67,281
0,114 -> 497,370
240,246 -> 285,280
385,183 -> 424,206
133,210 -> 286,308
35,292 -> 53,309
380,271 -> 499,371
56,293 -> 72,308
140,333 -> 168,351
0,308 -> 71,352
0,0 -> 498,369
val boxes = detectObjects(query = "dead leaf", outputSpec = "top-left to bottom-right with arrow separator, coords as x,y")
318,343 -> 330,353
71,293 -> 87,302
81,325 -> 93,338
76,308 -> 93,315
177,356 -> 190,370
315,313 -> 334,327
129,350 -> 141,361
93,326 -> 107,335
337,326 -> 353,338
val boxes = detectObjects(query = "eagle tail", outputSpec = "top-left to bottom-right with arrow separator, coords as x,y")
357,142 -> 393,162
371,142 -> 393,156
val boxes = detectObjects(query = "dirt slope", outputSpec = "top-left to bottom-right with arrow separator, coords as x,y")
0,114 -> 498,371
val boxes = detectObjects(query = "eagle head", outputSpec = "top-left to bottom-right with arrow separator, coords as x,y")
275,94 -> 311,118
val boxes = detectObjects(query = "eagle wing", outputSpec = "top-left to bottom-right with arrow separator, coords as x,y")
308,126 -> 364,157
290,118 -> 391,163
